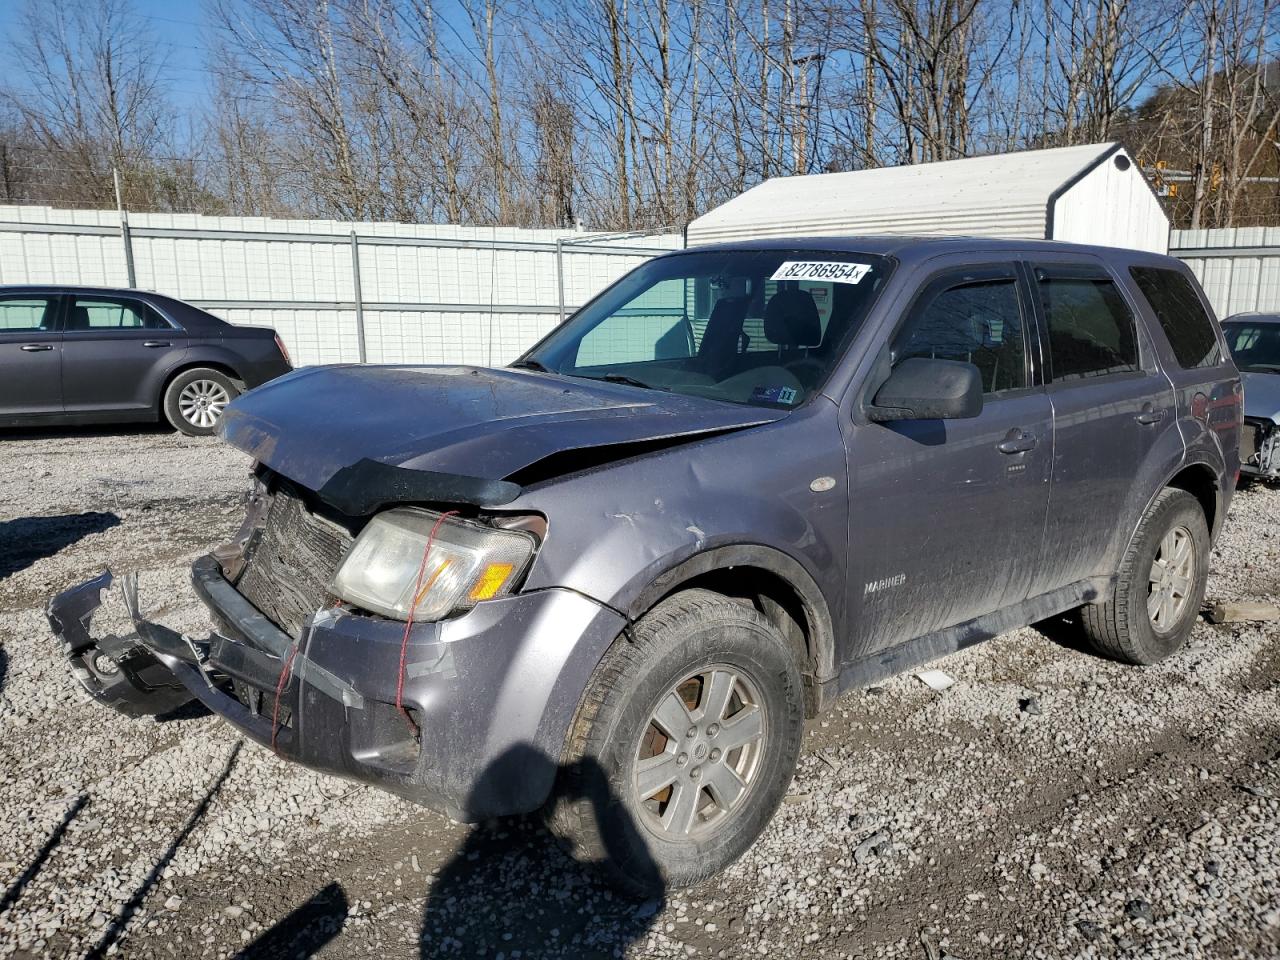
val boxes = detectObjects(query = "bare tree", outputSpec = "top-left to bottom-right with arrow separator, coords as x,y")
4,0 -> 1277,229
2,0 -> 175,205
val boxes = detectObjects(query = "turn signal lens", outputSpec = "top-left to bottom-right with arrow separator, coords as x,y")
468,562 -> 516,601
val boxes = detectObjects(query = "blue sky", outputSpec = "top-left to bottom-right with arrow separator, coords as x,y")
0,0 -> 487,125
0,0 -> 216,112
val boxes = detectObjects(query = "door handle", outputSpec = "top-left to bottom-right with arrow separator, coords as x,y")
997,429 -> 1037,455
1135,404 -> 1164,425
20,343 -> 53,352
143,340 -> 171,348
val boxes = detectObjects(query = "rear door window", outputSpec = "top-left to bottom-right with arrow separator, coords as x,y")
1034,266 -> 1138,381
1129,266 -> 1221,369
65,296 -> 169,331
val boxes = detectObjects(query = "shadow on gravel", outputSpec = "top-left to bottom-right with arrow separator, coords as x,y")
1032,610 -> 1093,655
234,882 -> 349,959
418,745 -> 664,959
0,512 -> 122,579
154,699 -> 214,723
0,423 -> 173,441
84,741 -> 243,960
0,794 -> 89,916
0,646 -> 7,698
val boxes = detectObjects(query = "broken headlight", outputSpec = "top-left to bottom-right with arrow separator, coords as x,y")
330,509 -> 537,622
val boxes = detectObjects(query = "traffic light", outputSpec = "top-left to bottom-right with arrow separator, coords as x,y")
1153,159 -> 1166,193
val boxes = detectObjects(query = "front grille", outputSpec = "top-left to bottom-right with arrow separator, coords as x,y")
236,483 -> 354,639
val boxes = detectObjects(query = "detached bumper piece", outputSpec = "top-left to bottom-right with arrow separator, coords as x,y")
46,570 -> 196,719
1241,418 -> 1280,479
46,559 -> 361,757
47,555 -> 627,822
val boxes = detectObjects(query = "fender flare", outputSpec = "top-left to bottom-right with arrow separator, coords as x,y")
1117,457 -> 1223,576
626,542 -> 837,686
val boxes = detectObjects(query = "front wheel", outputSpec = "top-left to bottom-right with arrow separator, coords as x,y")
1080,487 -> 1210,664
163,368 -> 240,436
548,588 -> 805,897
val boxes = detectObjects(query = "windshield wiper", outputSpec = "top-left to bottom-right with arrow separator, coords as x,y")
574,372 -> 667,391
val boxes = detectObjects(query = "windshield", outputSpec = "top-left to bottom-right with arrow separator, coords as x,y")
518,249 -> 892,408
1223,321 -> 1280,374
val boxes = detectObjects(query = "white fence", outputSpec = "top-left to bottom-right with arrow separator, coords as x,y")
0,206 -> 682,366
6,208 -> 1277,367
1170,227 -> 1280,319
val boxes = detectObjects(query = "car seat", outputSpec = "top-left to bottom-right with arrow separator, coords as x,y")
65,306 -> 93,331
697,295 -> 751,381
764,286 -> 823,387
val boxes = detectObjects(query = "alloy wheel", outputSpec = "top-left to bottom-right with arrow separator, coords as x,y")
1148,525 -> 1195,632
633,665 -> 767,839
177,379 -> 231,429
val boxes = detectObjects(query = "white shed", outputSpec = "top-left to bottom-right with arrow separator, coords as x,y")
687,142 -> 1169,254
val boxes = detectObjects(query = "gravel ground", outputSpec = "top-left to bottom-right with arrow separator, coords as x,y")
1,426 -> 1278,960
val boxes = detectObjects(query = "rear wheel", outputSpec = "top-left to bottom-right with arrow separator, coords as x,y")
1080,488 -> 1210,664
163,368 -> 239,436
548,588 -> 805,897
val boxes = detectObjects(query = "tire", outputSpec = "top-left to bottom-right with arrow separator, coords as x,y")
1080,488 -> 1210,665
163,368 -> 240,436
548,588 -> 805,897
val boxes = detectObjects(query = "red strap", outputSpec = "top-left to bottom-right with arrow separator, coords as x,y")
395,510 -> 459,736
270,643 -> 300,753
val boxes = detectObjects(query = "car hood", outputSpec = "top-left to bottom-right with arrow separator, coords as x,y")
218,365 -> 783,506
1241,370 -> 1280,422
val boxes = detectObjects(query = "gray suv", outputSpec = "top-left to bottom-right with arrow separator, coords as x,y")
49,237 -> 1242,895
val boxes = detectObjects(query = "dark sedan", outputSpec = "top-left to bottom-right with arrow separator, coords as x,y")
0,286 -> 292,435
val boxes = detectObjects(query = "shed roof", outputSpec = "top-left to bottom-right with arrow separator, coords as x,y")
686,142 -> 1148,247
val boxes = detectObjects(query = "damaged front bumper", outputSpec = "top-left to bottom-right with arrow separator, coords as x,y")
47,557 -> 626,822
1240,417 -> 1280,479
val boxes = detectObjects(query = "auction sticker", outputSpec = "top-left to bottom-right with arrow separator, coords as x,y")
770,261 -> 872,284
751,385 -> 801,405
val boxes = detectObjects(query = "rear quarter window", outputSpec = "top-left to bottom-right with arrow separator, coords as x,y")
1130,266 -> 1221,369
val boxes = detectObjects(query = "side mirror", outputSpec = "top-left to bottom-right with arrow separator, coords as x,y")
867,357 -> 984,422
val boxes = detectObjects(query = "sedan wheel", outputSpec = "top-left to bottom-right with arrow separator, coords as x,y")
163,368 -> 241,436
177,379 -> 231,429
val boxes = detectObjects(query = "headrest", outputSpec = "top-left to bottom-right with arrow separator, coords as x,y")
66,306 -> 92,331
763,288 -> 820,348
708,294 -> 749,326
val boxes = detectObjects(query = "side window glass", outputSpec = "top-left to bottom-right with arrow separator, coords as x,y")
1036,268 -> 1138,381
894,276 -> 1027,394
66,297 -> 167,331
0,296 -> 56,332
1129,266 -> 1220,369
